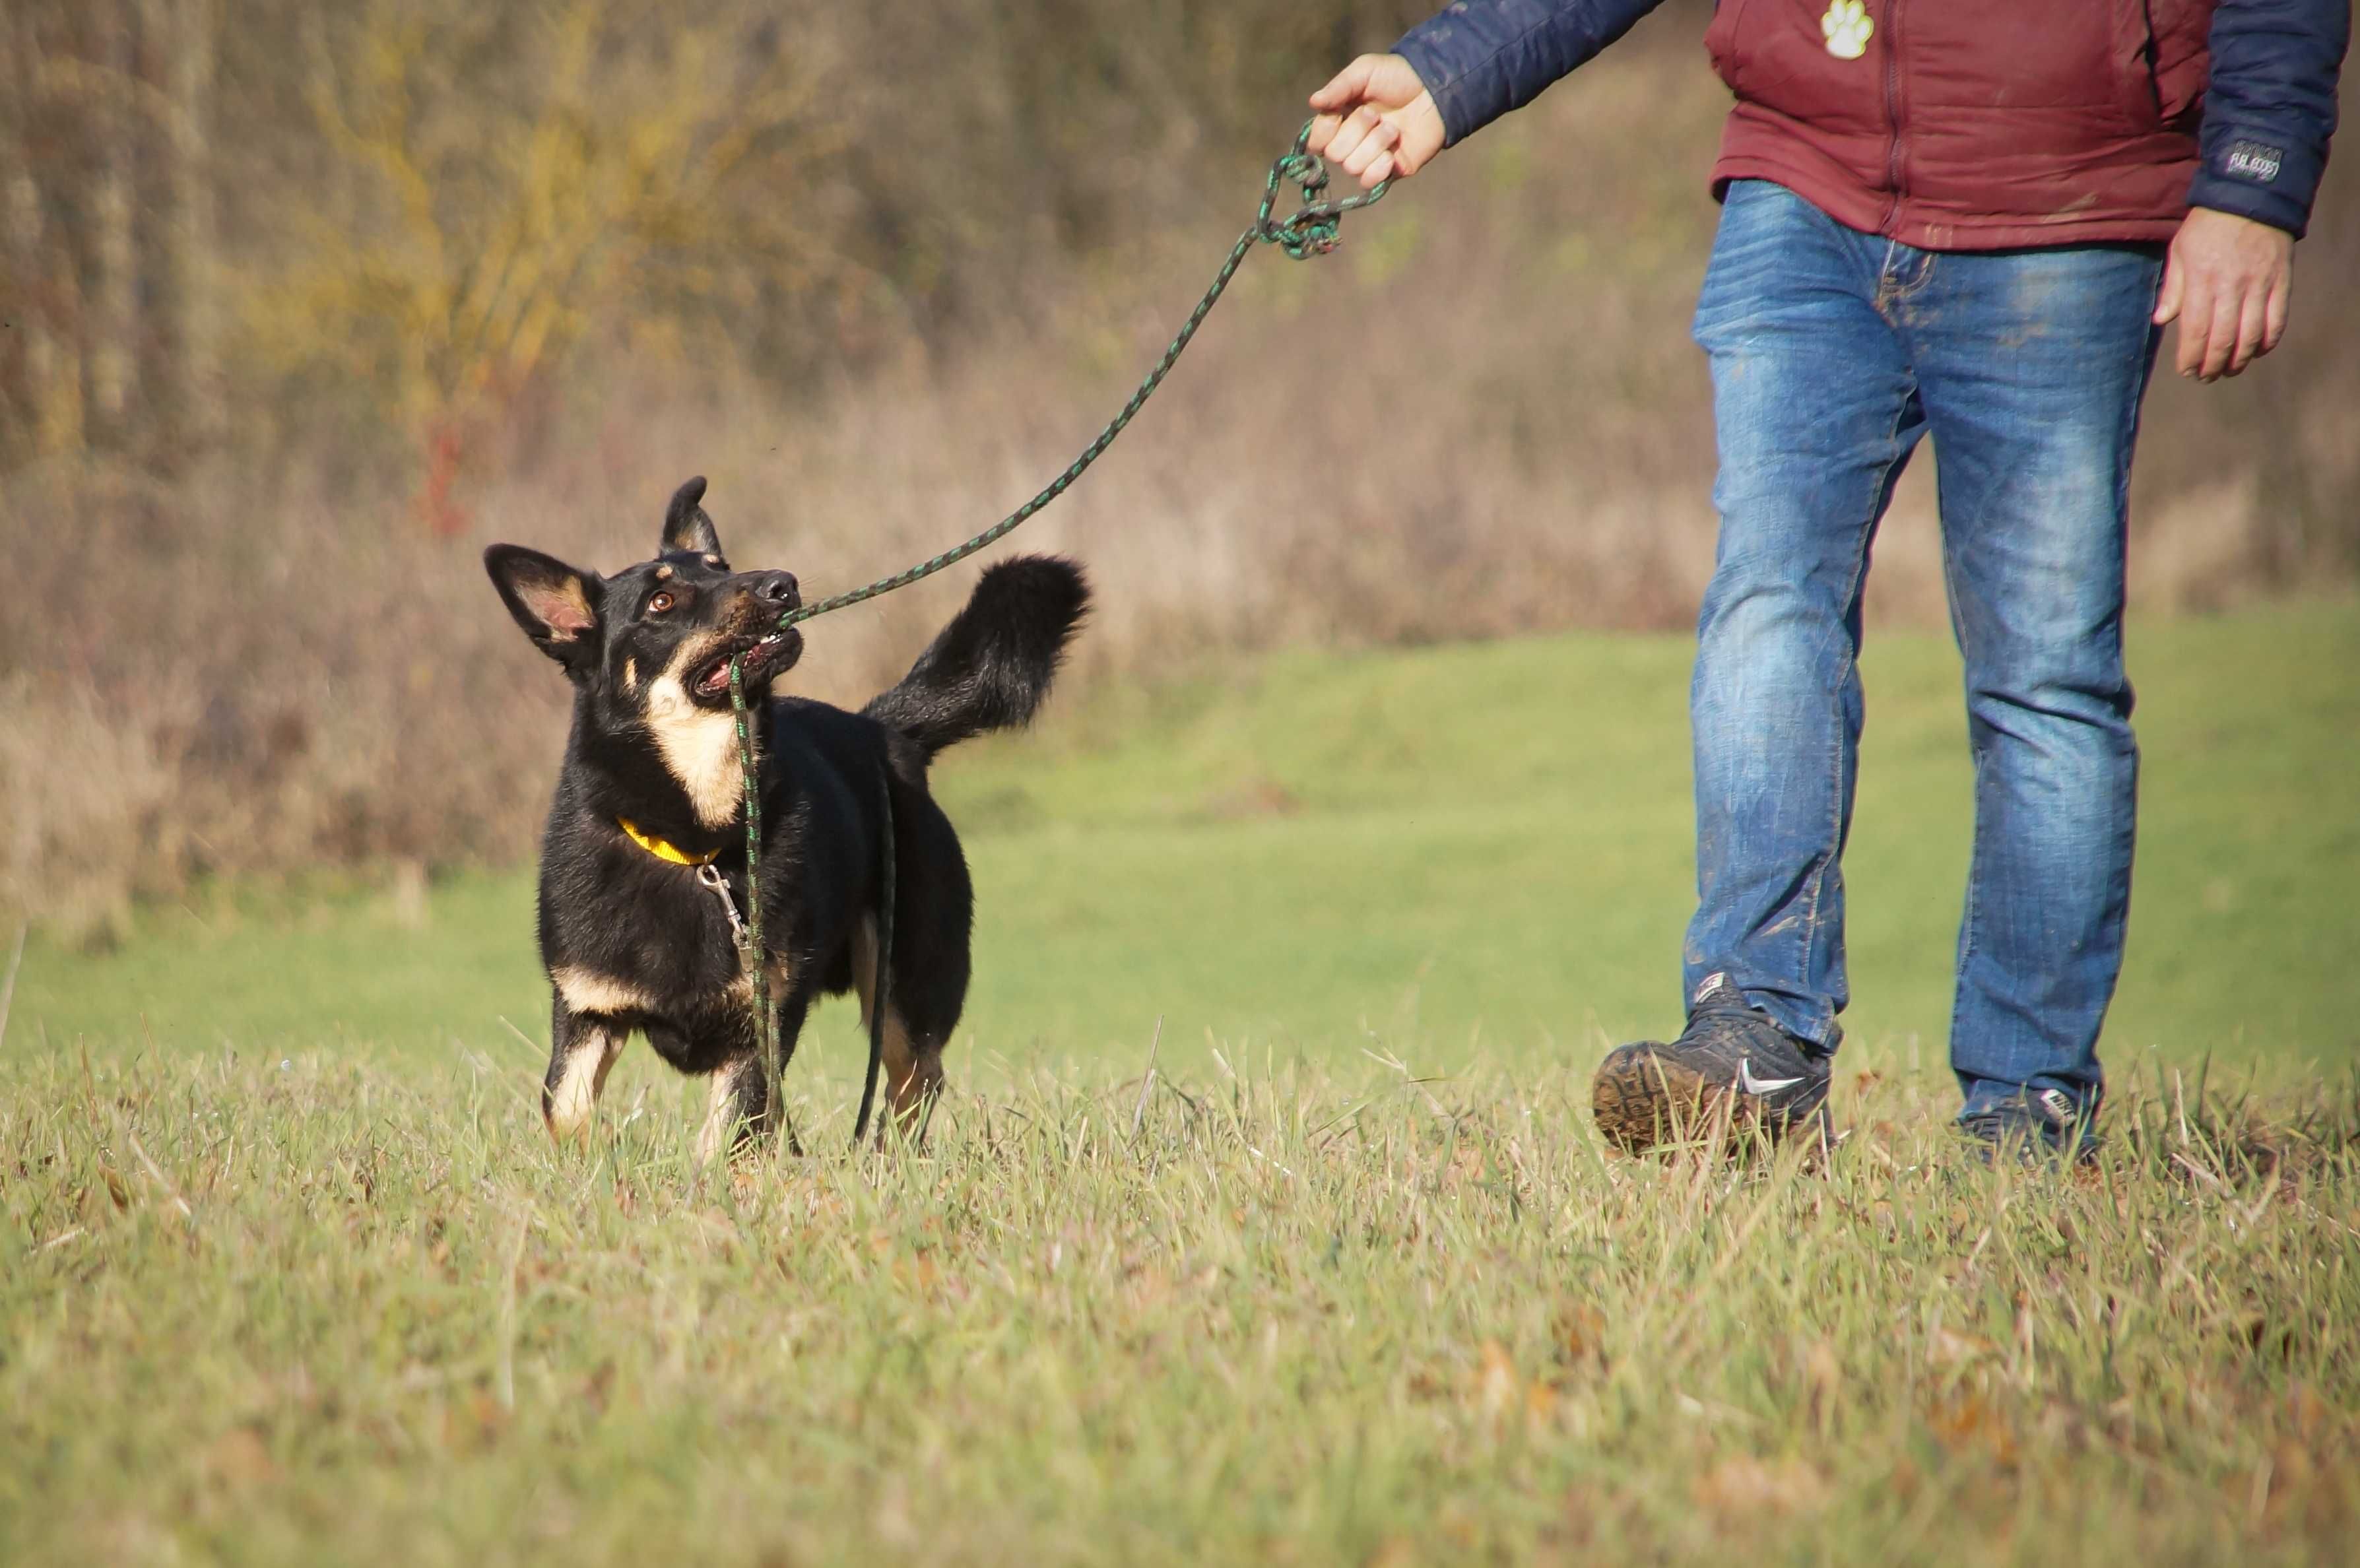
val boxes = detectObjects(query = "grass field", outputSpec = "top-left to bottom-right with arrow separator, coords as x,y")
5,600 -> 2358,1563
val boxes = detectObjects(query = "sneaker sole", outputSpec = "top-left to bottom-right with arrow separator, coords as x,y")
1591,1047 -> 1723,1155
1591,1048 -> 1829,1156
1958,1123 -> 2103,1169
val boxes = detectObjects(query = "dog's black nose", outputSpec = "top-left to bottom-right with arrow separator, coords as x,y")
751,571 -> 799,606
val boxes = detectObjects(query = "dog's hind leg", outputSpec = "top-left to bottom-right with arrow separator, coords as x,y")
851,919 -> 944,1145
771,984 -> 811,1094
543,1000 -> 628,1144
880,1025 -> 944,1142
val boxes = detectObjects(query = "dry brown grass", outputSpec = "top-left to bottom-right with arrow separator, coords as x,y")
5,1042 -> 2358,1565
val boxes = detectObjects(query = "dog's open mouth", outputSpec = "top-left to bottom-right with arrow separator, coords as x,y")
692,628 -> 801,698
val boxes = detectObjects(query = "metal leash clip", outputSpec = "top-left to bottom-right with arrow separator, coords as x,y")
695,863 -> 749,952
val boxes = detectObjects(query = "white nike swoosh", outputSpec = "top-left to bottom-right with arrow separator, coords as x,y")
1738,1059 -> 1804,1096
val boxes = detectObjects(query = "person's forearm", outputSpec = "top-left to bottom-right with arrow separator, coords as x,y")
2189,0 -> 2349,238
1393,0 -> 1669,148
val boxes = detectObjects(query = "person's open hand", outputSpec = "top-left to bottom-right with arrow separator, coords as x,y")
2153,207 -> 2295,381
1307,54 -> 1446,189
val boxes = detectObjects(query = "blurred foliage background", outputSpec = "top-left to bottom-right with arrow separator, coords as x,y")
3,0 -> 2355,940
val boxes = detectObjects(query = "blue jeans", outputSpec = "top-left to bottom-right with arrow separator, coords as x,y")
1684,181 -> 2165,1124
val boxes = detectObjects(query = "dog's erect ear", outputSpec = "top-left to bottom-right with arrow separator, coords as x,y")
661,474 -> 725,560
484,544 -> 604,666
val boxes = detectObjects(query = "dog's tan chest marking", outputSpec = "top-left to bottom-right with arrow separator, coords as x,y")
552,966 -> 660,1017
554,958 -> 781,1024
642,643 -> 752,829
850,915 -> 935,1131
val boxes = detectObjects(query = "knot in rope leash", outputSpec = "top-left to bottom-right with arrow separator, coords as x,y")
729,121 -> 1387,1148
1257,141 -> 1368,259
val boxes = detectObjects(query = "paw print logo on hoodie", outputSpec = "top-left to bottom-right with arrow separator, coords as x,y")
1821,0 -> 1874,59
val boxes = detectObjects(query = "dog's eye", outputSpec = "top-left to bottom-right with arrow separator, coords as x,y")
647,591 -> 675,614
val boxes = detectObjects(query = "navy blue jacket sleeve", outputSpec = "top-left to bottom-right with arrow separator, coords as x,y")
2188,0 -> 2349,238
1393,0 -> 1670,148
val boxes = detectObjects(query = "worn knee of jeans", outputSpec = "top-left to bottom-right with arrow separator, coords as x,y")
1950,465 -> 2136,762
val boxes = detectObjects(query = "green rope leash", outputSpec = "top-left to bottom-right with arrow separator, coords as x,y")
729,121 -> 1389,1148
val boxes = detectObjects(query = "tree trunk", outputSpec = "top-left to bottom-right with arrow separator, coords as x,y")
83,0 -> 141,451
166,0 -> 221,451
1,20 -> 35,467
2,7 -> 73,463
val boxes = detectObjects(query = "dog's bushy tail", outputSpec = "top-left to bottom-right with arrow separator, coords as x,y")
863,556 -> 1090,759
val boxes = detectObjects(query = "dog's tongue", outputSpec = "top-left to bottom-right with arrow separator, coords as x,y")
700,636 -> 782,696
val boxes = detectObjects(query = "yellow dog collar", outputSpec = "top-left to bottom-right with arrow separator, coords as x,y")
617,818 -> 719,866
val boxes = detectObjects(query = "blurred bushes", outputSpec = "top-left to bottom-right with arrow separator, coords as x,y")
2,0 -> 2354,936
5,0 -> 1424,480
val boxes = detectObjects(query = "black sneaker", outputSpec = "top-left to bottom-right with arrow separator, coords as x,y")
1591,975 -> 1834,1154
1957,1090 -> 2100,1166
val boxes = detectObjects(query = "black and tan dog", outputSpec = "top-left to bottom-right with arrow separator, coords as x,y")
486,477 -> 1087,1158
